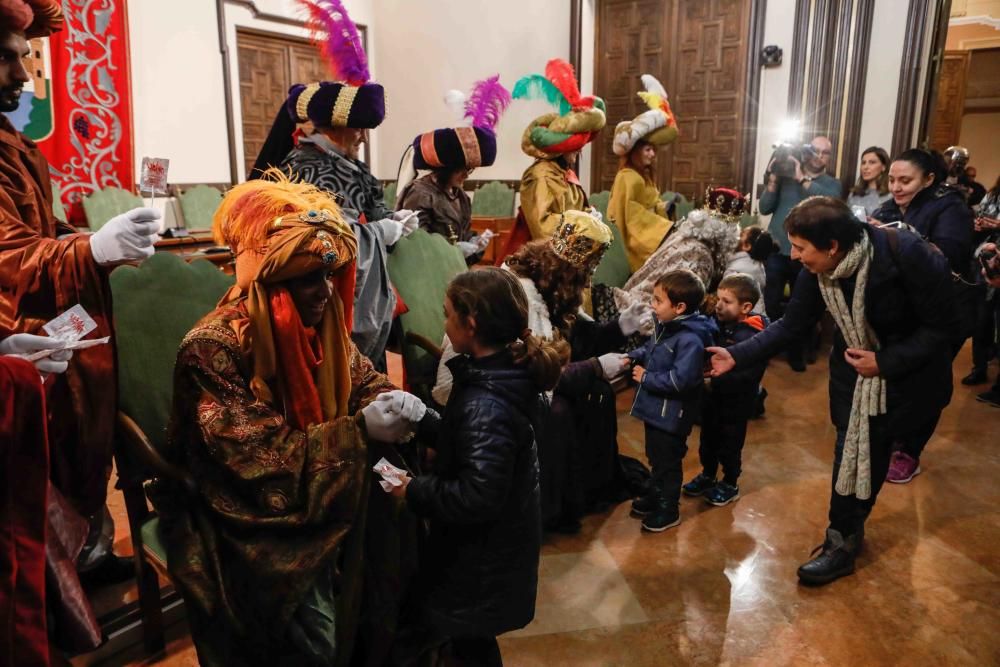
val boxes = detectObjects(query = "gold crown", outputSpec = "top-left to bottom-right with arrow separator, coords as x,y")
702,186 -> 749,223
549,210 -> 613,272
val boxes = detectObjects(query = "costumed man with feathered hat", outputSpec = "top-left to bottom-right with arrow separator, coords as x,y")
395,75 -> 511,265
150,173 -> 431,666
1,0 -> 168,654
252,0 -> 416,372
496,59 -> 606,261
607,74 -> 680,273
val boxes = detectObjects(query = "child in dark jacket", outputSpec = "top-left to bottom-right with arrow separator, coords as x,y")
391,267 -> 564,666
627,269 -> 718,532
683,273 -> 769,506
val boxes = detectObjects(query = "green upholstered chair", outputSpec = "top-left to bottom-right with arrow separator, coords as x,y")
588,190 -> 611,221
50,180 -> 67,222
739,213 -> 759,229
592,211 -> 632,289
383,181 -> 397,210
471,181 -> 515,217
82,186 -> 144,231
385,229 -> 467,404
177,184 -> 224,231
110,253 -> 234,653
670,192 -> 694,221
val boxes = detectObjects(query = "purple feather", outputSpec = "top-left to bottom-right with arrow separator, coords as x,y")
464,75 -> 511,131
298,0 -> 370,85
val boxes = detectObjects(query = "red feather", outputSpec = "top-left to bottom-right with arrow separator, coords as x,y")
544,58 -> 594,109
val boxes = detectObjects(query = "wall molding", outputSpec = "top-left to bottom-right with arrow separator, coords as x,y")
948,14 -> 1000,28
891,0 -> 932,157
740,0 -> 768,194
226,0 -> 308,28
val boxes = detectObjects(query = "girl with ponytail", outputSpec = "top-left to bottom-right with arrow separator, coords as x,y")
389,268 -> 563,663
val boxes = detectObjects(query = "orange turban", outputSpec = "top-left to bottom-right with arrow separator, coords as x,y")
214,172 -> 359,425
0,0 -> 63,38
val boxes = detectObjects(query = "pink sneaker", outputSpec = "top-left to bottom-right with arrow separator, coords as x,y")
886,451 -> 921,484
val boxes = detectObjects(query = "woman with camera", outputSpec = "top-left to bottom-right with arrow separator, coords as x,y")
966,175 -> 1000,406
707,197 -> 956,585
847,146 -> 891,217
760,136 -> 842,371
871,148 -> 975,483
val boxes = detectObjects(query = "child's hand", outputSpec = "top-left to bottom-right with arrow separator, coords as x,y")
632,365 -> 645,383
389,475 -> 411,499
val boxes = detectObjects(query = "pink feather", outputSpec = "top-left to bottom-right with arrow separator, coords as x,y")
298,0 -> 370,86
463,75 -> 511,131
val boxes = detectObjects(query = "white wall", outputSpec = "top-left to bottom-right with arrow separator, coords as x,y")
855,1 -> 907,162
370,0 -> 575,183
129,0 -> 375,185
750,0 -> 796,213
128,0 -> 230,184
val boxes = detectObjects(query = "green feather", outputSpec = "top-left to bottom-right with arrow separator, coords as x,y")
512,74 -> 571,115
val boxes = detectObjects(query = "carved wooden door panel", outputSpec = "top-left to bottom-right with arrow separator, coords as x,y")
236,30 -> 334,179
593,0 -> 751,202
927,50 -> 970,152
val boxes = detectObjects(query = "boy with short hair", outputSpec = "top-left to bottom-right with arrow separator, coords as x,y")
628,269 -> 717,531
683,273 -> 768,506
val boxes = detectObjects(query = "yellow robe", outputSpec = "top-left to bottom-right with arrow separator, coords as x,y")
519,159 -> 588,239
608,168 -> 672,272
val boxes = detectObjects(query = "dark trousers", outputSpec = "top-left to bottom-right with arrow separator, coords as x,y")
899,411 -> 941,461
698,413 -> 749,485
764,253 -> 806,361
644,424 -> 688,510
829,417 -> 892,538
971,288 -> 999,371
450,636 -> 503,666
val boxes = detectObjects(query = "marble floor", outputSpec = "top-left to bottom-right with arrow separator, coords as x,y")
80,346 -> 1000,666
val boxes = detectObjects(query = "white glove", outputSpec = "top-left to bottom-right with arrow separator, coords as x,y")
399,212 -> 420,236
0,333 -> 73,374
588,206 -> 604,223
598,352 -> 629,380
377,218 -> 404,246
375,390 -> 427,423
392,208 -> 415,221
637,310 -> 656,337
361,399 -> 409,443
473,230 -> 494,251
456,241 -> 479,258
619,302 -> 653,336
89,207 -> 161,266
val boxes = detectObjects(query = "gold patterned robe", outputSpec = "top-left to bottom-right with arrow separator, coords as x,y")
519,158 -> 588,239
608,168 -> 672,272
150,298 -> 399,666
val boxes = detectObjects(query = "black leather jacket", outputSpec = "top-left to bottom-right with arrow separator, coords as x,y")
407,350 -> 543,637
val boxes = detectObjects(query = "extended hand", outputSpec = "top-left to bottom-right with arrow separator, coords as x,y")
619,302 -> 653,336
598,352 -> 629,380
393,209 -> 420,235
361,399 -> 409,443
388,475 -> 411,498
0,333 -> 73,374
375,390 -> 427,423
89,207 -> 161,266
705,346 -> 736,377
632,364 -> 645,383
844,348 -> 880,378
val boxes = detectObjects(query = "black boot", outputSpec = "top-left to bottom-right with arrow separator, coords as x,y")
797,528 -> 861,585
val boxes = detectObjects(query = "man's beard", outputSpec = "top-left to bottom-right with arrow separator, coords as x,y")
0,88 -> 22,113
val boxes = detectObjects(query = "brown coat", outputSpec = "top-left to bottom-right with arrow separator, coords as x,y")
0,115 -> 115,518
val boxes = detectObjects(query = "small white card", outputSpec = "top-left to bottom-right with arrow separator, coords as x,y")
140,157 -> 170,195
43,304 -> 97,342
373,457 -> 408,493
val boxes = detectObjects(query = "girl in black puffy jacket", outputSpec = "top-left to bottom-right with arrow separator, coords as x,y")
391,267 -> 565,666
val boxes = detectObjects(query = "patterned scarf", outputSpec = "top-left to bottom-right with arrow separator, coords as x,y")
817,232 -> 886,500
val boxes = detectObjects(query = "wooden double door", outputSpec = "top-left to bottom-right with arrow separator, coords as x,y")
592,0 -> 753,201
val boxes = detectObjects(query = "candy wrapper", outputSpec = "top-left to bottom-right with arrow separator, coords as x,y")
140,157 -> 170,197
43,304 -> 97,342
373,457 -> 409,493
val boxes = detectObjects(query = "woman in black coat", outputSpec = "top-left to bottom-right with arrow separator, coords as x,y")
708,197 -> 955,586
392,268 -> 564,666
872,148 -> 975,482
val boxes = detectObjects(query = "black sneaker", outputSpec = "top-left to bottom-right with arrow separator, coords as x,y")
641,506 -> 681,532
797,529 -> 860,586
751,387 -> 768,419
682,473 -> 717,497
962,368 -> 988,385
630,494 -> 658,518
705,481 -> 740,506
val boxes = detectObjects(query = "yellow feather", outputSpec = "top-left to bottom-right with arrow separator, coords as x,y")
637,90 -> 663,111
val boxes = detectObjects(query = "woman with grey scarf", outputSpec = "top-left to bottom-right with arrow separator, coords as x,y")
707,197 -> 956,585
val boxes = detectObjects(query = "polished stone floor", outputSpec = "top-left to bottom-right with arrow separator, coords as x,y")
81,346 -> 1000,666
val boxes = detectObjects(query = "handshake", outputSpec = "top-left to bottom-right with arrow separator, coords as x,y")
360,390 -> 428,443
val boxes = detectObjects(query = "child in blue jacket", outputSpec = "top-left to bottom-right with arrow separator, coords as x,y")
627,269 -> 717,532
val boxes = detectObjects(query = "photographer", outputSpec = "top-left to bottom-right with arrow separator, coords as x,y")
760,135 -> 842,371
